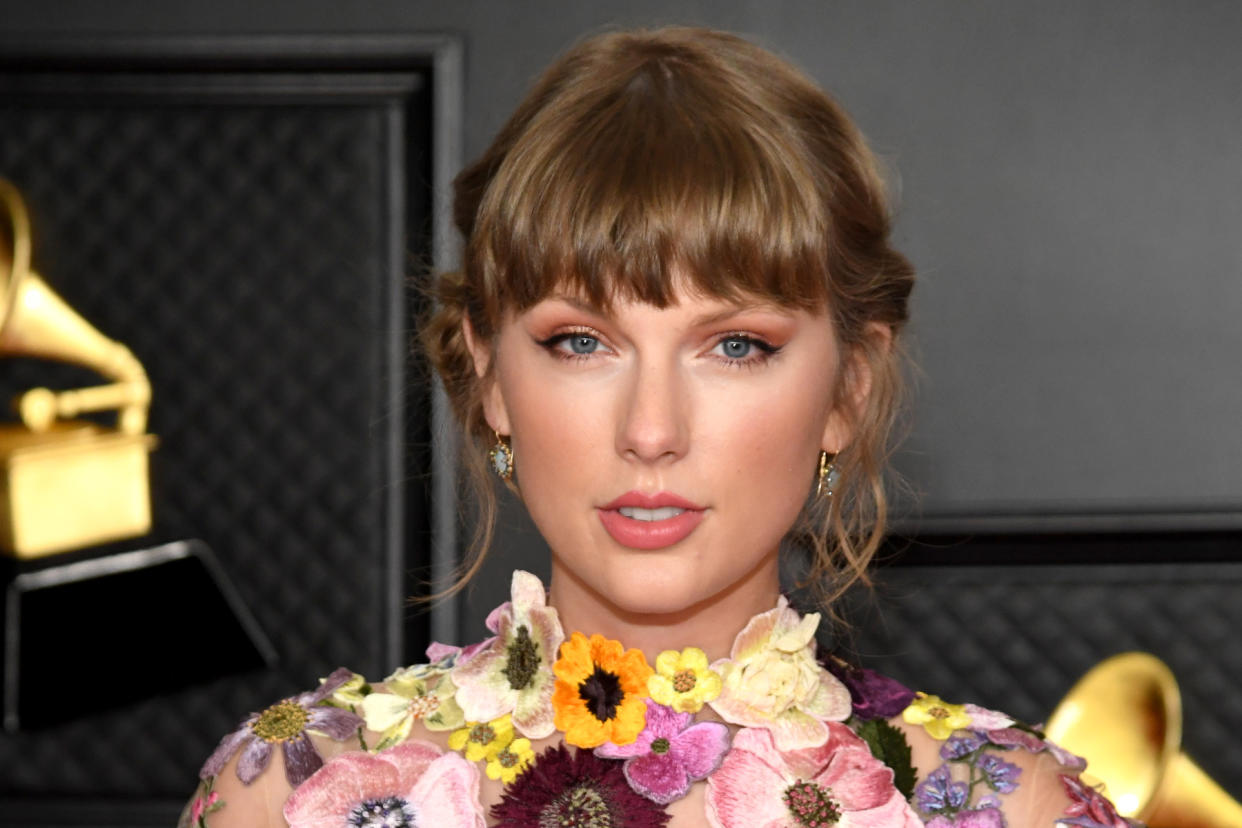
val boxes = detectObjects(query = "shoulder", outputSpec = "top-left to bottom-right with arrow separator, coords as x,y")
890,691 -> 1135,828
181,667 -> 368,827
822,658 -> 1134,827
182,664 -> 485,828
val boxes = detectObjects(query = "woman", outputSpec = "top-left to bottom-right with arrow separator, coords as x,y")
184,27 -> 1133,828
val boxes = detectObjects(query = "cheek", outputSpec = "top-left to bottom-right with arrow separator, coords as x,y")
495,358 -> 612,521
701,370 -> 835,525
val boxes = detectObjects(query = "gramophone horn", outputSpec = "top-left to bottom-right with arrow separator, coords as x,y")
0,179 -> 149,434
0,178 -> 33,330
1047,652 -> 1242,828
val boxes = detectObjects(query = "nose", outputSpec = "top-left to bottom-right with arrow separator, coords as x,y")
616,354 -> 690,463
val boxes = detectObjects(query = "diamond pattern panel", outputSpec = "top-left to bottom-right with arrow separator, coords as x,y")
844,562 -> 1242,797
0,83 -> 418,797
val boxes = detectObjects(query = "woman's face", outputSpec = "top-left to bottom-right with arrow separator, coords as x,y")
476,279 -> 856,621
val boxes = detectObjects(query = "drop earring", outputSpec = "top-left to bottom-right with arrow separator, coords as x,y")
815,450 -> 838,499
489,431 -> 514,482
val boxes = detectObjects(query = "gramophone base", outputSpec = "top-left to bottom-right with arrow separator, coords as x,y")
2,538 -> 276,731
0,422 -> 156,558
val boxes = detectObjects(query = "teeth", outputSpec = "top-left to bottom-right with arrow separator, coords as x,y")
618,506 -> 686,522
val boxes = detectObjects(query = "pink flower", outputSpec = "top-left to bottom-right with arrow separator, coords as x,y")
706,724 -> 921,828
595,698 -> 731,804
425,638 -> 491,665
451,570 -> 564,739
708,597 -> 851,751
282,741 -> 485,828
189,790 -> 219,823
963,704 -> 1014,731
1059,774 -> 1136,828
925,807 -> 1006,828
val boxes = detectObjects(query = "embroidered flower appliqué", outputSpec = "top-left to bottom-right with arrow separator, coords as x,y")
706,724 -> 922,827
491,744 -> 670,827
199,667 -> 363,787
595,697 -> 730,805
903,693 -> 974,741
822,655 -> 917,721
708,596 -> 851,750
647,646 -> 722,714
451,570 -> 564,739
362,664 -> 465,750
486,736 -> 535,784
1059,774 -> 1139,828
282,740 -> 485,828
553,632 -> 653,748
448,714 -> 516,762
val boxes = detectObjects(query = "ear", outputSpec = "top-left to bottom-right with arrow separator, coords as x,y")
461,315 -> 512,435
821,322 -> 892,453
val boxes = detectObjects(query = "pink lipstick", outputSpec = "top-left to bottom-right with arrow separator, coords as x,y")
597,491 -> 706,550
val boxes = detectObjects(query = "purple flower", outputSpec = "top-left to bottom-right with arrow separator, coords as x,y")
822,657 -> 916,720
986,726 -> 1087,771
976,753 -> 1021,794
926,806 -> 1007,828
915,765 -> 969,815
200,667 -> 364,788
940,730 -> 987,760
595,698 -> 731,804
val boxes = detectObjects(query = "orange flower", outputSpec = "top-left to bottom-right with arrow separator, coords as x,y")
552,632 -> 653,748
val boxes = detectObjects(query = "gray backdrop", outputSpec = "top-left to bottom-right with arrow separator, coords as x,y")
4,0 -> 1239,694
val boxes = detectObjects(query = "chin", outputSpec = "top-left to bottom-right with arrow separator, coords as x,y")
606,579 -> 707,618
594,553 -> 747,620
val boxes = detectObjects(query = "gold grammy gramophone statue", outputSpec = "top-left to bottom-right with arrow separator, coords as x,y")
1048,652 -> 1242,828
0,179 -> 156,558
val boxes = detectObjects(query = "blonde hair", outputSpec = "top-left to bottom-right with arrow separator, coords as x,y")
423,27 -> 913,607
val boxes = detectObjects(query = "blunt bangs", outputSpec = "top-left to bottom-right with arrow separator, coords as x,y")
467,42 -> 836,323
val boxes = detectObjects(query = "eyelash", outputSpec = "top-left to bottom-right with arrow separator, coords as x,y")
537,327 -> 606,364
710,332 -> 781,369
536,328 -> 781,369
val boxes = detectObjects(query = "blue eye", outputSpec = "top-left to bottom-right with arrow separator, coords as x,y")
538,331 -> 605,360
710,334 -> 779,367
719,337 -> 753,359
566,335 -> 600,355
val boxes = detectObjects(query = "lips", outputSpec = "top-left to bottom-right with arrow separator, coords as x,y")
597,491 -> 706,550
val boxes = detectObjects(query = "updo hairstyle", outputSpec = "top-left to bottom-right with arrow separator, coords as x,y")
423,27 -> 914,605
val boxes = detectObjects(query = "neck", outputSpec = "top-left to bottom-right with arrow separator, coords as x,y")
546,555 -> 783,662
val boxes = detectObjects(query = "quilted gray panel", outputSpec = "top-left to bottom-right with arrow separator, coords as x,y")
841,562 -> 1242,797
0,81 -> 420,797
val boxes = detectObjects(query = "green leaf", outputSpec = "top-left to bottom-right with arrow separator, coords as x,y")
854,718 -> 917,801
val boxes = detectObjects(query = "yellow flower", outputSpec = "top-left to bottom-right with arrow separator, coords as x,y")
552,632 -> 652,748
323,671 -> 371,707
648,647 -> 722,714
448,714 -> 515,761
362,671 -> 465,750
902,692 -> 972,740
486,737 -> 534,783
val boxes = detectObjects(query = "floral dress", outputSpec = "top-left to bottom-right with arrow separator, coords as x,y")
184,570 -> 1138,828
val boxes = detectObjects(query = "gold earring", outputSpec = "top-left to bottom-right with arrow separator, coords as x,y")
815,450 -> 838,499
489,431 -> 514,481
